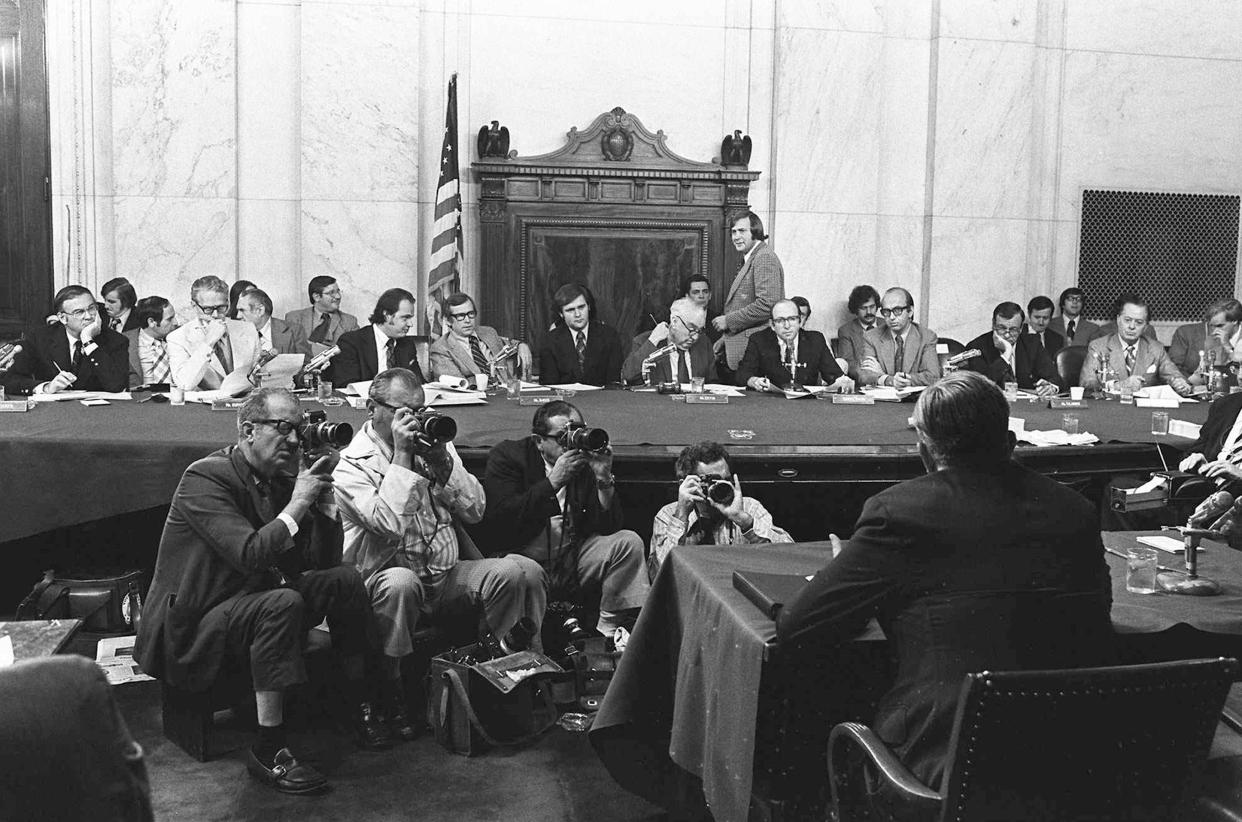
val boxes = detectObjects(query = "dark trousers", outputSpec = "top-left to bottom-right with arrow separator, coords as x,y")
222,566 -> 371,692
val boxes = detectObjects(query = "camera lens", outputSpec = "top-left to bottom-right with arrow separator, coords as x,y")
566,426 -> 609,452
302,420 -> 353,449
706,480 -> 735,506
416,411 -> 457,444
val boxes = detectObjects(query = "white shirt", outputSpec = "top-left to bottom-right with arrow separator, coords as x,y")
777,336 -> 800,372
372,324 -> 392,372
256,319 -> 274,353
666,348 -> 693,382
571,324 -> 589,347
137,330 -> 165,382
1218,409 -> 1242,463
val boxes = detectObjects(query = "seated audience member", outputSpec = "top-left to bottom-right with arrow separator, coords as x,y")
964,301 -> 1061,397
836,284 -> 881,381
1079,294 -> 1191,396
333,369 -> 546,738
332,288 -> 426,386
228,279 -> 257,320
622,297 -> 715,385
135,388 -> 388,795
125,296 -> 177,388
167,275 -> 261,391
858,287 -> 941,388
1025,295 -> 1063,356
776,371 -> 1113,790
481,400 -> 649,635
538,283 -> 623,386
1048,287 -> 1098,347
1170,298 -> 1242,384
649,441 -> 791,577
429,292 -> 532,381
791,296 -> 811,327
238,289 -> 312,359
738,299 -> 853,393
0,285 -> 129,396
285,275 -> 359,347
100,277 -> 141,333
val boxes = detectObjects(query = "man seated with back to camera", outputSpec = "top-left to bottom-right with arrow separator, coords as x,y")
776,371 -> 1113,795
332,368 -> 547,741
649,441 -> 792,579
480,400 -> 649,638
737,299 -> 854,393
621,297 -> 716,385
962,301 -> 1062,397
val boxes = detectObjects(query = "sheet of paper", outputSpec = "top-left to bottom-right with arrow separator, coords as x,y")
0,634 -> 12,667
423,386 -> 488,407
95,635 -> 154,685
258,353 -> 306,389
343,380 -> 372,397
28,391 -> 133,404
863,385 -> 924,402
1135,385 -> 1197,403
1137,535 -> 1191,554
1168,419 -> 1202,439
434,375 -> 472,391
1014,428 -> 1100,447
547,382 -> 604,391
185,389 -> 231,404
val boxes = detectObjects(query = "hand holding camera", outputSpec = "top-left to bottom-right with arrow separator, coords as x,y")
548,449 -> 588,491
292,453 -> 337,508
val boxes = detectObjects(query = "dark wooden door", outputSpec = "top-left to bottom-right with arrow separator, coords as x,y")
0,0 -> 52,337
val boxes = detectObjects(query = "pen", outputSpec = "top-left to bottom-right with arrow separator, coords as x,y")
53,360 -> 70,376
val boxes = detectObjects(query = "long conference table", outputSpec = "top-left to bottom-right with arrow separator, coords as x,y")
0,389 -> 1210,544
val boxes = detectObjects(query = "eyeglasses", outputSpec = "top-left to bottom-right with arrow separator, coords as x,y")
771,316 -> 801,326
61,305 -> 99,320
253,419 -> 301,436
671,315 -> 701,337
318,289 -> 342,299
449,310 -> 477,321
878,306 -> 910,318
371,398 -> 423,414
992,324 -> 1022,338
194,301 -> 230,317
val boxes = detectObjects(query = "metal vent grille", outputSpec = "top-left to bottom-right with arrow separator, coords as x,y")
1078,190 -> 1238,323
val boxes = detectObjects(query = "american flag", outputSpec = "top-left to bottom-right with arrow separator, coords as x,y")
427,73 -> 462,333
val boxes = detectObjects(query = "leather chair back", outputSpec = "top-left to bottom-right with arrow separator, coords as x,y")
1057,344 -> 1088,387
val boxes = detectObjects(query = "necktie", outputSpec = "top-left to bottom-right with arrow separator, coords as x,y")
893,334 -> 905,375
677,351 -> 690,384
213,336 -> 233,374
784,344 -> 795,382
72,340 -> 83,371
385,338 -> 397,369
469,335 -> 490,374
575,332 -> 586,371
151,341 -> 170,383
1124,345 -> 1137,377
111,317 -> 122,332
308,312 -> 332,344
1066,320 -> 1076,340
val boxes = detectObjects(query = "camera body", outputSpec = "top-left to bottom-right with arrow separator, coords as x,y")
299,409 -> 353,450
698,475 -> 735,507
558,422 -> 609,453
411,407 -> 457,445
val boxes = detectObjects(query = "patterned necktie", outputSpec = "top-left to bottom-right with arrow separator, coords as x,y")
385,338 -> 397,369
1066,320 -> 1076,340
575,332 -> 586,371
111,317 -> 122,332
308,312 -> 332,344
213,336 -> 233,374
72,340 -> 83,371
1124,345 -> 1137,377
469,335 -> 490,373
784,344 -> 795,381
893,334 -> 905,375
151,340 -> 170,383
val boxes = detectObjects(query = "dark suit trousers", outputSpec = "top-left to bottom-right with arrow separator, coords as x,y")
222,566 -> 371,692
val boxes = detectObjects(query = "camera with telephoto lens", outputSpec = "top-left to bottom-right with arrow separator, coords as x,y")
299,409 -> 353,449
558,422 -> 609,453
411,408 -> 457,445
698,475 -> 735,507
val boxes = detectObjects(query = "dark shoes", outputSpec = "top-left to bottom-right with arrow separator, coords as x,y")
384,695 -> 421,743
355,700 -> 393,750
246,747 -> 328,795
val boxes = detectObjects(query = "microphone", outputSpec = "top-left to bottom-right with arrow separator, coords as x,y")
642,341 -> 678,365
486,341 -> 520,368
946,348 -> 982,367
304,345 -> 341,374
1190,490 -> 1235,528
248,348 -> 279,383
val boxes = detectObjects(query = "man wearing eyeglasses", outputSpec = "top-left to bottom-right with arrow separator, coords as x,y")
428,292 -> 532,382
0,285 -> 130,396
285,276 -> 359,349
962,302 -> 1062,397
166,275 -> 261,391
621,297 -> 715,385
736,300 -> 854,393
859,287 -> 942,388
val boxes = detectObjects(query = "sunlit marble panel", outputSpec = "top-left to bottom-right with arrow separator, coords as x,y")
470,0 -> 724,27
924,216 -> 1033,342
1066,0 -> 1242,59
238,199 -> 301,314
238,1 -> 299,201
777,0 -> 931,39
939,0 -> 1041,43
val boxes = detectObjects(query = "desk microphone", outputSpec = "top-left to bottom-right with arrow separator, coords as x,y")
304,345 -> 341,373
1189,490 -> 1235,528
642,341 -> 678,365
248,349 -> 279,383
945,349 -> 982,368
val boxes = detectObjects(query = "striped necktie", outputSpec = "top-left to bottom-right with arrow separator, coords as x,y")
893,334 -> 905,375
575,332 -> 586,371
469,336 -> 490,373
151,340 -> 170,383
213,337 -> 233,374
1123,345 -> 1137,377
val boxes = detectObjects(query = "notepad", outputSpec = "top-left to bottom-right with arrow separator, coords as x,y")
1137,535 -> 1194,554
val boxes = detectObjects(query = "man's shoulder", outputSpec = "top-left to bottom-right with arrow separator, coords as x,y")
337,326 -> 370,347
489,437 -> 534,466
338,311 -> 360,328
590,321 -> 621,343
183,446 -> 238,481
95,326 -> 130,350
911,323 -> 938,345
166,322 -> 196,344
428,333 -> 455,353
965,330 -> 992,351
124,328 -> 142,345
268,316 -> 293,335
749,327 -> 778,346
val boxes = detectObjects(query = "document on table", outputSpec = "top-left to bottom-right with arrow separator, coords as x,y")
27,391 -> 133,403
423,387 -> 487,407
862,385 -> 925,402
547,382 -> 604,392
256,354 -> 306,389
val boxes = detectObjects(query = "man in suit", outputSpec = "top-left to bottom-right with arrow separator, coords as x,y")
836,285 -> 881,382
1048,287 -> 1099,347
124,295 -> 177,388
284,275 -> 360,348
167,276 -> 261,392
859,287 -> 941,388
1179,390 -> 1242,488
1080,293 -> 1192,396
737,299 -> 853,393
776,371 -> 1113,791
100,277 -> 143,333
1170,298 -> 1241,385
429,291 -> 531,382
1025,295 -> 1064,356
964,301 -> 1061,397
480,400 -> 649,635
621,297 -> 715,385
331,288 -> 426,387
537,282 -> 623,386
135,388 -> 387,794
333,368 -> 546,740
0,285 -> 129,396
712,211 -> 785,377
237,289 -> 312,360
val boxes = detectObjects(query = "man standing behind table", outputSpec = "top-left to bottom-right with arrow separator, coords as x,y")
776,371 -> 1113,792
1079,293 -> 1192,396
963,301 -> 1061,397
1025,295 -> 1064,357
285,275 -> 359,348
712,211 -> 785,380
1048,287 -> 1099,347
621,297 -> 716,385
1170,298 -> 1242,386
167,275 -> 261,392
331,288 -> 426,387
429,292 -> 532,382
858,287 -> 941,388
124,296 -> 178,388
836,285 -> 882,382
0,285 -> 129,396
737,300 -> 854,393
537,283 -> 623,386
649,441 -> 791,578
100,277 -> 142,333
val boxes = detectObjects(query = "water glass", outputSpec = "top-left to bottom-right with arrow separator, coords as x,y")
690,377 -> 705,394
1119,380 -> 1134,404
475,374 -> 489,392
1126,546 -> 1159,594
1069,386 -> 1085,401
506,374 -> 521,399
1061,413 -> 1079,435
169,385 -> 185,406
317,379 -> 334,403
1003,381 -> 1018,401
1151,411 -> 1170,436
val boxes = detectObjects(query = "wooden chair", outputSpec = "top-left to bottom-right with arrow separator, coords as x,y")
1057,344 -> 1088,388
828,657 -> 1239,822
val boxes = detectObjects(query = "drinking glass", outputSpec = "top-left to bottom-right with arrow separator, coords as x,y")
1126,546 -> 1158,594
1151,411 -> 1170,436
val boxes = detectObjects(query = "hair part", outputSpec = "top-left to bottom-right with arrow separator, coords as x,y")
135,296 -> 171,328
912,372 -> 1011,468
243,288 -> 273,317
101,277 -> 137,310
368,367 -> 424,406
674,441 -> 732,479
190,275 -> 229,301
369,288 -> 416,325
729,210 -> 767,241
992,301 -> 1024,323
669,296 -> 706,328
53,285 -> 94,313
848,285 -> 881,314
1027,295 -> 1055,315
443,292 -> 475,314
680,273 -> 711,295
1114,291 -> 1148,320
1058,287 -> 1084,312
308,275 -> 337,304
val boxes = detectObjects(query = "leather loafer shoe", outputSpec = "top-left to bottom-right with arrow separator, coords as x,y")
355,701 -> 393,750
246,747 -> 328,795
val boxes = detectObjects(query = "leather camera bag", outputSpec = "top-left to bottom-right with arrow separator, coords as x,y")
16,569 -> 144,633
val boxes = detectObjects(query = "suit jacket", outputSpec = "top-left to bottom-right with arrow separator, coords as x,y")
1168,322 -> 1226,377
430,325 -> 519,380
166,319 -> 261,391
836,318 -> 879,381
776,460 -> 1113,789
263,316 -> 312,359
1048,315 -> 1099,347
1079,334 -> 1190,395
284,306 -> 359,347
858,324 -> 941,386
1026,328 -> 1064,358
964,331 -> 1062,390
0,323 -> 129,396
735,328 -> 843,387
134,446 -> 344,691
1185,391 -> 1242,462
720,242 -> 785,369
537,320 -> 623,386
330,326 -> 426,386
100,306 -> 142,334
621,332 -> 716,385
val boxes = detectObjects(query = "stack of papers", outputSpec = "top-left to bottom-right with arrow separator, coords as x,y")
28,391 -> 133,403
1135,385 -> 1198,405
862,385 -> 925,402
1014,429 -> 1100,447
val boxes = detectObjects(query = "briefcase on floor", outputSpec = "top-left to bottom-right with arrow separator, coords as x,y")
16,569 -> 144,633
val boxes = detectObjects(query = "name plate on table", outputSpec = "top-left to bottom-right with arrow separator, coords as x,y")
831,394 -> 875,405
1048,397 -> 1086,409
1136,397 -> 1180,409
0,399 -> 31,412
685,394 -> 728,404
519,396 -> 557,406
211,398 -> 246,411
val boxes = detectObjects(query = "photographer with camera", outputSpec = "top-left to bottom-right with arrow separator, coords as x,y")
481,400 -> 649,637
333,368 -> 547,740
649,441 -> 792,577
136,388 -> 381,796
